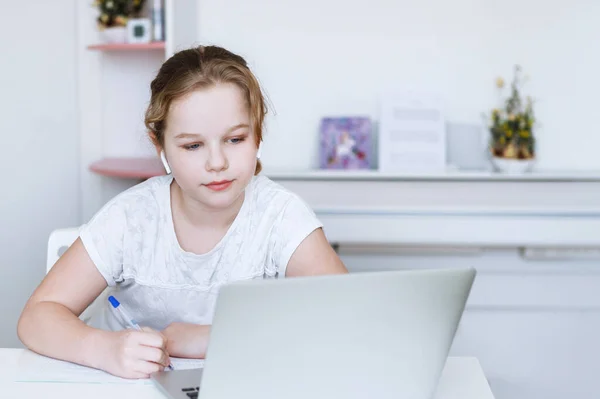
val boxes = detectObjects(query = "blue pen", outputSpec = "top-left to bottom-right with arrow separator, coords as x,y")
108,295 -> 174,371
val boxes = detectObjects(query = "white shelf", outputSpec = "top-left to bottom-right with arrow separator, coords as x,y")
263,168 -> 600,182
78,0 -> 201,219
269,169 -> 600,246
309,205 -> 600,216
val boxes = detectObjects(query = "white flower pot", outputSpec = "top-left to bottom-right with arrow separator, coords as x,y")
491,157 -> 535,174
99,26 -> 127,44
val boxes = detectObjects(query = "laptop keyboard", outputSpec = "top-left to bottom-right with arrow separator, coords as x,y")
182,386 -> 200,399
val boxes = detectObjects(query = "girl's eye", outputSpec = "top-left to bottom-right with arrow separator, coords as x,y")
229,137 -> 245,144
184,143 -> 202,150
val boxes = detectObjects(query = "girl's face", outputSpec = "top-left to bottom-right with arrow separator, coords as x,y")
162,83 -> 259,211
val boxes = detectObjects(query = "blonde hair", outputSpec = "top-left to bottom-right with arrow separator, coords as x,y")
144,45 -> 268,174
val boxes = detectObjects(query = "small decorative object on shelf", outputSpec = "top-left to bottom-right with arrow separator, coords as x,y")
94,0 -> 147,44
319,117 -> 372,170
127,18 -> 152,43
152,0 -> 165,41
486,65 -> 536,174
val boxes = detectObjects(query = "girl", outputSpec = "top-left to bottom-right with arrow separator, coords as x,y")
17,45 -> 348,379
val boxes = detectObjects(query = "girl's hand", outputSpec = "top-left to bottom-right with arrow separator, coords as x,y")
162,322 -> 211,359
99,327 -> 171,379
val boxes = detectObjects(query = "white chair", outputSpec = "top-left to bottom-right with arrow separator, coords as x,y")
47,227 -> 109,323
46,227 -> 80,273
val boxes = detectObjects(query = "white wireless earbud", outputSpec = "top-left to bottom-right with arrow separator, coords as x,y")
256,145 -> 262,160
160,150 -> 171,174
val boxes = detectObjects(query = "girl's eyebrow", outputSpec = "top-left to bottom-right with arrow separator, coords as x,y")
174,123 -> 250,140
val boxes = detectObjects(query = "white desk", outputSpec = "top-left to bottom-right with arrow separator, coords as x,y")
0,349 -> 495,398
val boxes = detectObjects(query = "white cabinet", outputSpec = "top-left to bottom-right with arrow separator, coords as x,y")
341,250 -> 600,399
453,309 -> 600,399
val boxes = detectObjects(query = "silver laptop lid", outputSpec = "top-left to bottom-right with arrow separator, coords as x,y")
200,267 -> 475,399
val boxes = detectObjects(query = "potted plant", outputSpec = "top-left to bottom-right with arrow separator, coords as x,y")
487,65 -> 536,173
94,0 -> 146,43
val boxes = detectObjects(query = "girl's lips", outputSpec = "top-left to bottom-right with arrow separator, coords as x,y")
205,180 -> 233,191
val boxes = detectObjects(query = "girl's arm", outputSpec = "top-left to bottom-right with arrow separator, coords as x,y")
285,228 -> 348,277
17,238 -> 171,379
161,228 -> 347,359
162,322 -> 211,359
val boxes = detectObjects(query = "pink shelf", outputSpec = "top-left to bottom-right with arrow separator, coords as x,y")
87,41 -> 166,51
89,157 -> 165,179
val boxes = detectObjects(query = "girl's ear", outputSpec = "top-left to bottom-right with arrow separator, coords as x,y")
256,145 -> 262,159
160,150 -> 172,174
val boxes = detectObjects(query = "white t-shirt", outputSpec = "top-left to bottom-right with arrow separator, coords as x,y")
79,174 -> 322,332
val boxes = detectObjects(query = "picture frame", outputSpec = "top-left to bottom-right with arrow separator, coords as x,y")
319,117 -> 372,170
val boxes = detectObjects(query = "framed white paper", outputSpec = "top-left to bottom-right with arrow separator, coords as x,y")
378,92 -> 447,172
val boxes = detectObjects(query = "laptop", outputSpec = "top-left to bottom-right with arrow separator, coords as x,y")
151,267 -> 476,399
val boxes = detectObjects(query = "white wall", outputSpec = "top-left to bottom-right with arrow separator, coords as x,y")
197,0 -> 600,171
0,0 -> 79,347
